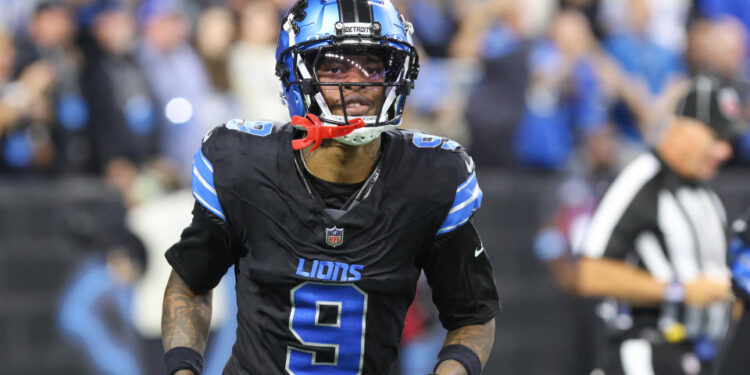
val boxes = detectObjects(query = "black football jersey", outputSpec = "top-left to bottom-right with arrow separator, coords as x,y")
166,119 -> 500,375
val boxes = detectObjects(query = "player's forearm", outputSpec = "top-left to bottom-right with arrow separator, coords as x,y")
162,270 -> 213,353
435,318 -> 495,375
577,257 -> 666,305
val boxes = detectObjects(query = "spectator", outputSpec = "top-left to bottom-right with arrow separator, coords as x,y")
16,1 -> 93,174
0,26 -> 56,173
400,56 -> 478,146
558,0 -> 606,40
514,10 -> 609,170
647,0 -> 690,54
80,0 -> 169,206
194,6 -> 242,138
227,0 -> 289,122
456,0 -> 531,167
0,0 -> 39,34
136,0 -> 214,181
603,0 -> 686,141
195,6 -> 234,96
59,229 -> 149,375
403,0 -> 459,58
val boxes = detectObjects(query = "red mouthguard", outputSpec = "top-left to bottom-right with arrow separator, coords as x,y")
291,114 -> 366,151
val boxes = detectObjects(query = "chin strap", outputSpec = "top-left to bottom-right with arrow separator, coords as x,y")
291,113 -> 366,151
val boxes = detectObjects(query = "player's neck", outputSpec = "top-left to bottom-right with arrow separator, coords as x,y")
301,137 -> 381,184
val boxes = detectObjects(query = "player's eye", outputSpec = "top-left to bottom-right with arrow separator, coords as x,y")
317,62 -> 346,79
325,66 -> 343,74
364,65 -> 385,77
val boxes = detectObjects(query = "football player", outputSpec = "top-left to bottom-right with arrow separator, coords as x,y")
161,1 -> 500,374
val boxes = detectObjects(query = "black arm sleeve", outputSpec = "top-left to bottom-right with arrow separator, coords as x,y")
165,202 -> 239,295
582,186 -> 656,260
598,214 -> 638,260
420,222 -> 501,330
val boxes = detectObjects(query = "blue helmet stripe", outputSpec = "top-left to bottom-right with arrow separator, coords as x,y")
339,0 -> 355,22
192,150 -> 226,221
437,172 -> 483,235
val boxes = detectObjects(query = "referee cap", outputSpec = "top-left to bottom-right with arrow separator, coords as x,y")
675,74 -> 747,142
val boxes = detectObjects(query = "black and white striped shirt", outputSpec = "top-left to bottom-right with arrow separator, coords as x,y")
581,151 -> 730,340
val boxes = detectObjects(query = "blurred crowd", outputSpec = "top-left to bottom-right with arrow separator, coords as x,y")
0,0 -> 292,207
2,0 -> 750,373
2,0 -> 750,202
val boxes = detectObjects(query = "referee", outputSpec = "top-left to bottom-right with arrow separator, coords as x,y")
577,74 -> 745,375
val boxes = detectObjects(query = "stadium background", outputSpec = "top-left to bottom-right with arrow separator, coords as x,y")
1,0 -> 750,374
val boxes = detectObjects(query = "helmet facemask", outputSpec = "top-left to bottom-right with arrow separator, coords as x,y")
300,45 -> 408,125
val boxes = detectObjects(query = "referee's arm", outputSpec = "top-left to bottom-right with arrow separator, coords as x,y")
578,257 -> 732,307
577,257 -> 671,306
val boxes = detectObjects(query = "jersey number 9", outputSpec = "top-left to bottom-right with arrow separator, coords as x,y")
286,282 -> 368,374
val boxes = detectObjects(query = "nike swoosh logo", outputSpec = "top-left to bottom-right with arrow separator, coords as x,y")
474,246 -> 484,257
465,157 -> 475,173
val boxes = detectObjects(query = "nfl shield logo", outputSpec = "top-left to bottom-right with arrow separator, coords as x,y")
326,226 -> 344,247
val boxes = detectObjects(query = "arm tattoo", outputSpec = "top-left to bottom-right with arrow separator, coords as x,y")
442,318 -> 496,366
162,270 -> 213,353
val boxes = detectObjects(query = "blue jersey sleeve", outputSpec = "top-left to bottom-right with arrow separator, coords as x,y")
436,170 -> 483,235
192,149 -> 226,221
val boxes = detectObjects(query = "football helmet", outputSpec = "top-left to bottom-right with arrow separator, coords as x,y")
276,0 -> 420,145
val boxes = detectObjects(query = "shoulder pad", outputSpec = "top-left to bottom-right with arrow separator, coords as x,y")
192,119 -> 289,222
224,118 -> 277,137
395,130 -> 480,235
221,118 -> 290,136
400,130 -> 475,175
201,119 -> 289,152
402,130 -> 463,152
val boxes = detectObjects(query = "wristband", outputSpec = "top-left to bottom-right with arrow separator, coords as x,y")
165,347 -> 204,375
664,281 -> 685,303
434,344 -> 482,375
